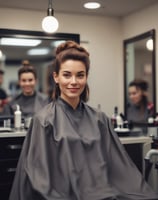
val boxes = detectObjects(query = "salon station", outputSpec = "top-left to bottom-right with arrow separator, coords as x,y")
0,0 -> 158,199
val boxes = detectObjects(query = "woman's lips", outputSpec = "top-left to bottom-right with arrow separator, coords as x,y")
68,88 -> 79,92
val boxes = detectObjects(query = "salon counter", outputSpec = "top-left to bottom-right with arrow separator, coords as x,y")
0,130 -> 26,138
119,135 -> 152,144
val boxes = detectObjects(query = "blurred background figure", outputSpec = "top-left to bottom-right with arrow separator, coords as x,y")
126,78 -> 154,123
3,65 -> 49,123
8,60 -> 31,97
0,69 -> 9,114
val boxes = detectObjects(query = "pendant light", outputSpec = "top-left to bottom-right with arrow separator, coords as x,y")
42,0 -> 59,33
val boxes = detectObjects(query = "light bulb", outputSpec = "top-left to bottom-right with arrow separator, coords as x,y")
146,39 -> 153,51
42,16 -> 59,33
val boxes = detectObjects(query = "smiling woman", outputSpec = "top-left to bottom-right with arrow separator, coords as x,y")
0,28 -> 80,98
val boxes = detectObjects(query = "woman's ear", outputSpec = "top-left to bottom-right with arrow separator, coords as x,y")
53,72 -> 58,83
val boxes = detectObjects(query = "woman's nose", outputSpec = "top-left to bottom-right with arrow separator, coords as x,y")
71,76 -> 77,83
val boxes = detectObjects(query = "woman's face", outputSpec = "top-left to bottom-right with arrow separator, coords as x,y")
19,72 -> 37,96
53,59 -> 87,107
128,86 -> 143,105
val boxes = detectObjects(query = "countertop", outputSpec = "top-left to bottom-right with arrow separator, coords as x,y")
0,129 -> 153,146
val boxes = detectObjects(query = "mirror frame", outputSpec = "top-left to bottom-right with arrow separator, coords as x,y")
0,28 -> 80,43
123,29 -> 156,117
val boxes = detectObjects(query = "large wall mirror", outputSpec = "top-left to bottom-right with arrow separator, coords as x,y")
123,29 -> 156,118
0,28 -> 80,97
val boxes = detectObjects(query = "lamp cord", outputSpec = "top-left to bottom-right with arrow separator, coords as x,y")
48,0 -> 52,9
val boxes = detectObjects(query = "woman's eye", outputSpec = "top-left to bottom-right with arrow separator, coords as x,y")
77,74 -> 84,78
63,74 -> 71,78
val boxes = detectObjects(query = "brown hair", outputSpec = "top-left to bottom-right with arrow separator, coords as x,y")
52,40 -> 90,102
129,79 -> 148,92
128,79 -> 149,110
18,65 -> 37,80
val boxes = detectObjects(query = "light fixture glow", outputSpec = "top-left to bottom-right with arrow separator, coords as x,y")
0,50 -> 2,59
42,0 -> 59,33
27,48 -> 50,56
51,40 -> 66,47
42,16 -> 59,33
146,39 -> 153,51
84,2 -> 101,9
0,50 -> 6,61
0,38 -> 41,46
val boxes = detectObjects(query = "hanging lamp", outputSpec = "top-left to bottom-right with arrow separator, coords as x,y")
42,0 -> 59,33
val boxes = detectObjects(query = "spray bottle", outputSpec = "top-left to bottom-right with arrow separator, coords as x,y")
14,104 -> 21,130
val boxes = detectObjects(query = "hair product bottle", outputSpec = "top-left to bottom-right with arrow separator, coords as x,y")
14,104 -> 21,131
111,106 -> 118,128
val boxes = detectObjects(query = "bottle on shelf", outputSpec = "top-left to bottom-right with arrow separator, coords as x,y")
14,104 -> 22,131
111,106 -> 118,129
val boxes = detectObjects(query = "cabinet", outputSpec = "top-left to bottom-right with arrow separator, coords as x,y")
0,134 -> 25,200
120,136 -> 152,174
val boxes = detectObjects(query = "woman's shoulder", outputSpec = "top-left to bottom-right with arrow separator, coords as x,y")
36,91 -> 48,100
9,93 -> 22,105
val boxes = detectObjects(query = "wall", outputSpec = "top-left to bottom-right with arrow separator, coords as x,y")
0,8 -> 123,117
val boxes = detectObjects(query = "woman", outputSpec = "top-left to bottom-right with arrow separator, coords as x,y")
127,79 -> 154,123
9,41 -> 158,200
3,65 -> 48,118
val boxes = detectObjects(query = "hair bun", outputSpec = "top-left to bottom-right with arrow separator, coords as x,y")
56,40 -> 89,56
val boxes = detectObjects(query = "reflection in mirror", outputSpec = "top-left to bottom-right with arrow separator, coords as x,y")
123,29 -> 156,123
0,29 -> 80,98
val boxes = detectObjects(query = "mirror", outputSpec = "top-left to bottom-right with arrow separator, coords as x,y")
123,29 -> 156,119
0,28 -> 80,97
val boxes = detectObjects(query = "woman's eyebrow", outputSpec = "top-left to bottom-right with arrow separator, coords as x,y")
77,71 -> 86,74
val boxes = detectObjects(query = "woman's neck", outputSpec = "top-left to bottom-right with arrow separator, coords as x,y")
60,96 -> 80,109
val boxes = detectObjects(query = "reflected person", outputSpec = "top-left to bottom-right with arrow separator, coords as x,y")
126,79 -> 154,123
9,41 -> 158,200
3,65 -> 48,119
0,69 -> 9,114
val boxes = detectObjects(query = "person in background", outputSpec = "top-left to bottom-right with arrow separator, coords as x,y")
3,65 -> 48,119
0,69 -> 9,114
9,41 -> 158,200
126,79 -> 154,123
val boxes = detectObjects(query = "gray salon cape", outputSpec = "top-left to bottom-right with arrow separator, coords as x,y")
3,91 -> 48,117
9,98 -> 158,200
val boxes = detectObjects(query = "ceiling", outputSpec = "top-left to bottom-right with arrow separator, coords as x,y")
0,0 -> 157,17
